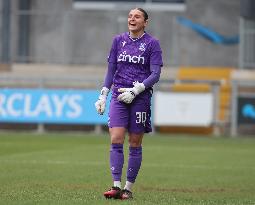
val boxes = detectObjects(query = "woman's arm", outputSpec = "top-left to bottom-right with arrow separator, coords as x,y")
103,62 -> 117,89
142,64 -> 162,89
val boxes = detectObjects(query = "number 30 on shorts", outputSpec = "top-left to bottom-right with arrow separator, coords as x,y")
136,112 -> 147,125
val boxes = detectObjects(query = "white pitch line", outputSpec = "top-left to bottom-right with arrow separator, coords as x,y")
0,159 -> 107,166
0,159 -> 254,171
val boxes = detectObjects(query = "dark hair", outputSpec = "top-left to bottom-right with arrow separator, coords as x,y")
136,8 -> 149,21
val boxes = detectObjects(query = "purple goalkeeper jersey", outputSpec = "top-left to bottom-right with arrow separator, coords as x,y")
107,32 -> 163,95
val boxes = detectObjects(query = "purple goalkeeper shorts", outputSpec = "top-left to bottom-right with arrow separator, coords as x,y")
108,92 -> 152,133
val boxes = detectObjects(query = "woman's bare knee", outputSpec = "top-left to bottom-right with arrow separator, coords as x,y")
128,133 -> 144,147
110,127 -> 126,144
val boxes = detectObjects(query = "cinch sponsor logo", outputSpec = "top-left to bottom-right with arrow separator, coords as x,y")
117,51 -> 145,64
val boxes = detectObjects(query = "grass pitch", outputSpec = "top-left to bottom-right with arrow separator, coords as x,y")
0,132 -> 255,205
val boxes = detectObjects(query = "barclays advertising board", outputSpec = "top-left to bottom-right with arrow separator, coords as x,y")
0,88 -> 110,124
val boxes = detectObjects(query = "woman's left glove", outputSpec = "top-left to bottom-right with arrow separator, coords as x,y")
95,87 -> 110,115
117,81 -> 145,104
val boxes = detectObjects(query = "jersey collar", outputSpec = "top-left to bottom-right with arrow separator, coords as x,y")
128,32 -> 146,42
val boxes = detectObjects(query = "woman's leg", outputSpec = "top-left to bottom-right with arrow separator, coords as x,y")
123,133 -> 144,194
109,127 -> 126,186
104,127 -> 126,199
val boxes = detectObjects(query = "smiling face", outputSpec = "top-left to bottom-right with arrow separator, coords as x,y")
128,8 -> 148,38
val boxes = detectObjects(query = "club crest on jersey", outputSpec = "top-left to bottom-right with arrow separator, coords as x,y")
139,43 -> 146,51
122,41 -> 126,47
117,51 -> 145,64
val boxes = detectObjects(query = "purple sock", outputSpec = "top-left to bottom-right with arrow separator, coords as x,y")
126,146 -> 142,183
110,143 -> 124,182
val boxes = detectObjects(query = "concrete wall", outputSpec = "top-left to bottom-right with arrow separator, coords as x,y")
0,0 -> 240,67
179,0 -> 240,67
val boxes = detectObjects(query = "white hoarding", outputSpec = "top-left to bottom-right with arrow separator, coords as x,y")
154,92 -> 214,126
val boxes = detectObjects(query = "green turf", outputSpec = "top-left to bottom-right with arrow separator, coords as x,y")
0,132 -> 255,205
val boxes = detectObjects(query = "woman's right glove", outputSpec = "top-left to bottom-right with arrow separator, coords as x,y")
95,87 -> 110,115
117,81 -> 145,104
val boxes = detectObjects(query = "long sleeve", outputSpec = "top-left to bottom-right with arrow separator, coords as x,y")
103,62 -> 117,89
142,64 -> 162,89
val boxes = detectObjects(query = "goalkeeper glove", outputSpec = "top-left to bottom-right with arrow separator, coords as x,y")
95,87 -> 110,115
117,81 -> 145,104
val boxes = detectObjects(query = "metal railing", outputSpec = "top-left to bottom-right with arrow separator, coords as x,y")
1,76 -> 224,135
239,18 -> 255,69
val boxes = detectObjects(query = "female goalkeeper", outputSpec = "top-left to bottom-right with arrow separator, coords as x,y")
95,7 -> 163,200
